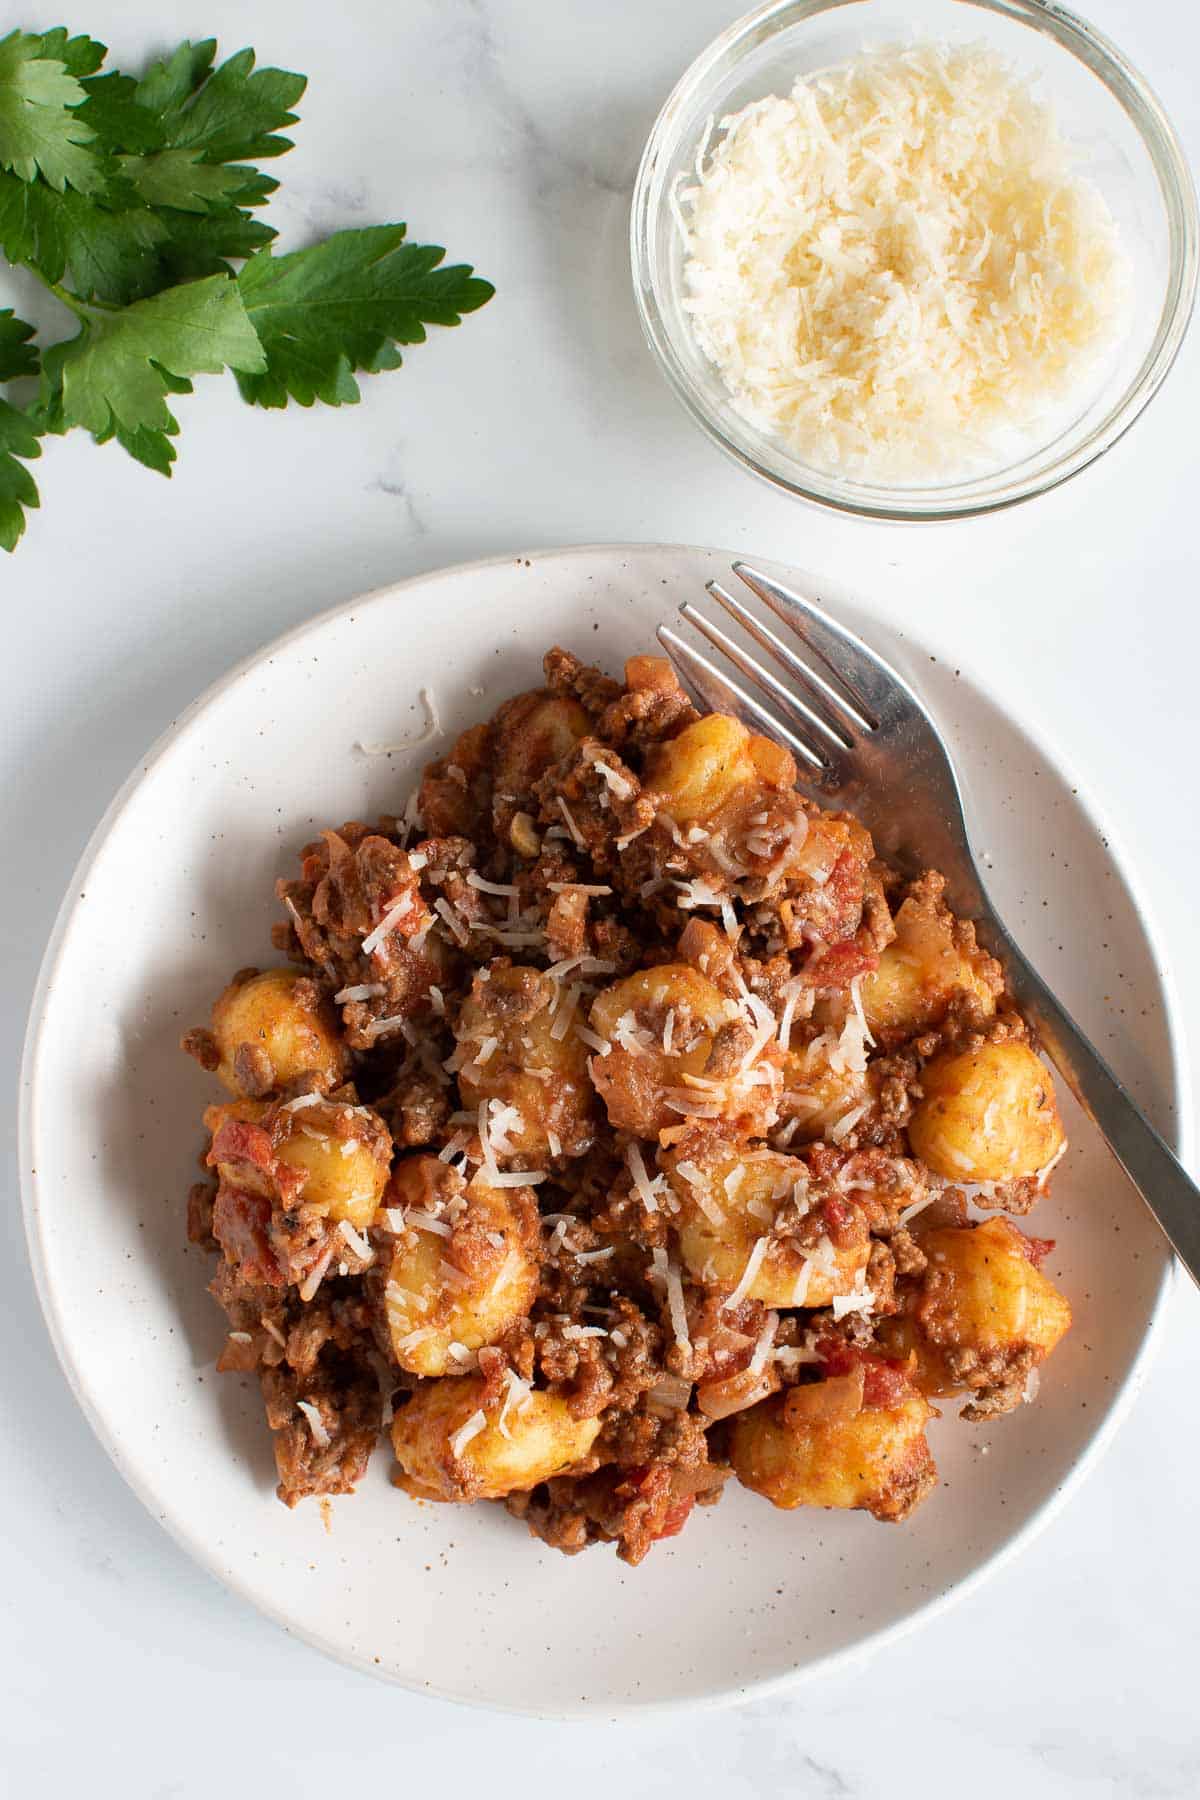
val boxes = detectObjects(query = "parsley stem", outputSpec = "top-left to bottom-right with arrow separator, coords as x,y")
45,281 -> 121,320
45,280 -> 89,321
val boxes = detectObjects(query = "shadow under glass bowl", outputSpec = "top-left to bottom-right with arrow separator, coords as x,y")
631,0 -> 1198,521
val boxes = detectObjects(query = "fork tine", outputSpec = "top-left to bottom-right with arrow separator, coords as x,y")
679,599 -> 854,756
655,625 -> 835,781
697,585 -> 859,749
733,563 -> 900,728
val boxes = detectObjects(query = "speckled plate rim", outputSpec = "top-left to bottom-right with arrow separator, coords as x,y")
19,544 -> 1189,1719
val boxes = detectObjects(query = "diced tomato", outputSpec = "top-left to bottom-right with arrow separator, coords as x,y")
212,1187 -> 283,1286
208,1117 -> 274,1173
860,1360 -> 912,1410
821,851 -> 868,940
814,1335 -> 855,1379
821,1192 -> 852,1232
655,1494 -> 696,1541
621,1464 -> 698,1546
816,1336 -> 911,1410
210,1115 -> 307,1207
805,935 -> 878,988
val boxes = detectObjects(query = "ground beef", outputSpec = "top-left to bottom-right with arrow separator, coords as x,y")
377,1069 -> 452,1147
951,1345 -> 1037,1421
543,645 -> 623,720
181,1026 -> 220,1073
262,1356 -> 382,1505
187,1180 -> 218,1249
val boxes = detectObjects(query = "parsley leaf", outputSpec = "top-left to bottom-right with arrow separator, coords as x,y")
153,206 -> 276,285
118,40 -> 305,167
236,227 -> 495,407
0,396 -> 41,550
53,273 -> 265,438
0,26 -> 492,550
132,39 -> 218,117
107,416 -> 179,475
0,170 -> 171,301
74,70 -> 166,155
118,147 -> 274,214
0,170 -> 69,279
33,28 -> 106,80
0,29 -> 104,193
0,307 -> 39,380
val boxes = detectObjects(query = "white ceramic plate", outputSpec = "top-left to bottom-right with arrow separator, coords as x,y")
21,545 -> 1182,1717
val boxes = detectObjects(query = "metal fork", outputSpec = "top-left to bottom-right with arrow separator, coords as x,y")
659,561 -> 1200,1288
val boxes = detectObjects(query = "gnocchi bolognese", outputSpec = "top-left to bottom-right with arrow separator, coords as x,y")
182,646 -> 1070,1562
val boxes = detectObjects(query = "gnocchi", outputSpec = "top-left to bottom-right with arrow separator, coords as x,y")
493,690 -> 591,798
381,1159 -> 541,1376
661,1141 -> 870,1307
391,1376 -> 602,1502
908,1040 -> 1065,1183
455,962 -> 595,1159
915,1218 -> 1070,1398
641,713 -> 794,825
777,1039 -> 872,1144
210,967 -> 346,1097
859,885 -> 1000,1038
206,1093 -> 391,1231
588,963 -> 738,1137
730,1368 -> 936,1521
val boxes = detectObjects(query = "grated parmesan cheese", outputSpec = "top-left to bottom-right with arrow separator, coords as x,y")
746,1311 -> 779,1379
433,896 -> 471,947
361,889 -> 415,958
627,1141 -> 665,1214
550,983 -> 582,1042
556,796 -> 586,847
650,1246 -> 692,1357
297,1400 -> 330,1449
362,1013 -> 410,1042
678,43 -> 1126,479
449,1409 -> 488,1460
356,688 -> 441,754
334,982 -> 386,1003
496,1368 -> 533,1439
590,758 -> 634,801
337,1220 -> 373,1261
298,1245 -> 335,1303
831,1269 -> 876,1321
467,871 -> 521,897
828,1102 -> 868,1144
1035,1138 -> 1069,1188
723,1236 -> 770,1312
404,1210 -> 452,1238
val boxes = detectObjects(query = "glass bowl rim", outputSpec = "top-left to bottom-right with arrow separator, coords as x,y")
630,0 -> 1200,522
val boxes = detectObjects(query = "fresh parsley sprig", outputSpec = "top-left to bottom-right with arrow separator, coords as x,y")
0,28 -> 494,550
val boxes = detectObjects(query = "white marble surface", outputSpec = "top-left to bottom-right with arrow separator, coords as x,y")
3,0 -> 1198,1789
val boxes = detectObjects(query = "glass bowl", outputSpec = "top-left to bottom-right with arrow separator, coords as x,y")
631,0 -> 1198,521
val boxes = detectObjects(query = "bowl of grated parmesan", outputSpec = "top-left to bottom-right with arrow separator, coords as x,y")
632,0 -> 1197,519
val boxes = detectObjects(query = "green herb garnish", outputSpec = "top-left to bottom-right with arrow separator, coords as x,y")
0,28 -> 494,549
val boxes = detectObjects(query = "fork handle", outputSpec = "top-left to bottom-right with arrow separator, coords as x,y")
981,915 -> 1200,1285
